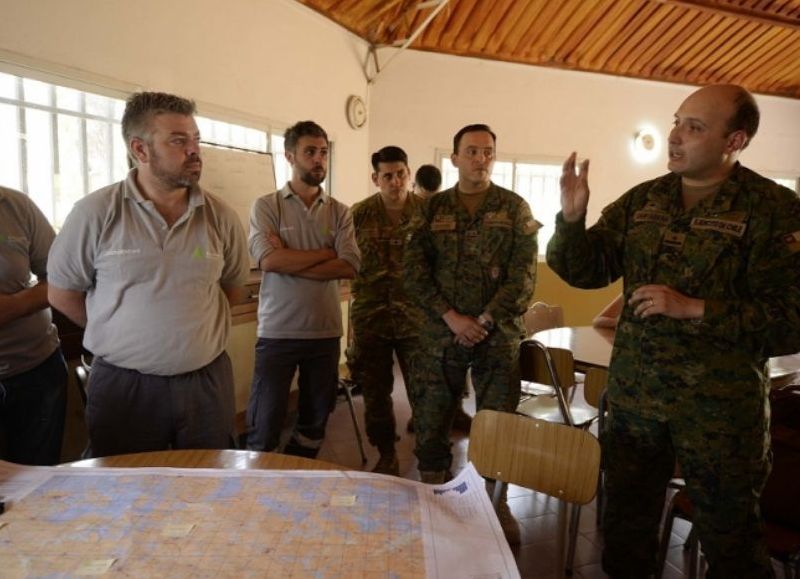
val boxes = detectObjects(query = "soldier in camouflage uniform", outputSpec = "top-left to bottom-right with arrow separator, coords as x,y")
404,125 -> 538,495
348,146 -> 425,476
548,85 -> 800,578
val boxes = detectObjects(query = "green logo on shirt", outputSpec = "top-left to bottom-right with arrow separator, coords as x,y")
191,246 -> 205,260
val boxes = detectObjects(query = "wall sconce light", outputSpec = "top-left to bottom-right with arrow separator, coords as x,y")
631,126 -> 661,163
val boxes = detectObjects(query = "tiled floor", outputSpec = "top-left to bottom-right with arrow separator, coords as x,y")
315,367 -> 789,579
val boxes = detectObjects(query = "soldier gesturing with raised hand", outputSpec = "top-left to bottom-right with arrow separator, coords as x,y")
548,85 -> 800,578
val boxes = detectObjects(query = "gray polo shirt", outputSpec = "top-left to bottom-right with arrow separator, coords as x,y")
0,187 -> 60,377
250,184 -> 360,339
47,170 -> 250,376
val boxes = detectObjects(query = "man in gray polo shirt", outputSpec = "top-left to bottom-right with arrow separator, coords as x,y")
246,120 -> 360,458
1,186 -> 67,465
48,92 -> 250,457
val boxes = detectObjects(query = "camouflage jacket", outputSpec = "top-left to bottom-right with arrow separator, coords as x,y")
404,182 -> 539,336
350,192 -> 426,338
547,164 -> 800,431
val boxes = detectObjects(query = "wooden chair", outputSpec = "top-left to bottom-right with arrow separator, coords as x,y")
469,410 -> 601,575
516,339 -> 597,428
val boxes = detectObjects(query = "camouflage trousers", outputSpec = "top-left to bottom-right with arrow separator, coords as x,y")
347,330 -> 417,452
413,327 -> 520,472
602,406 -> 773,579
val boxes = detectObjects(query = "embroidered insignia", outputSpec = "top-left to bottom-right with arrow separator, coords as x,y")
690,217 -> 746,237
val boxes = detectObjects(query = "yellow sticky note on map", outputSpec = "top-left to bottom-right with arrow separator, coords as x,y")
162,523 -> 195,537
75,559 -> 116,575
331,495 -> 356,506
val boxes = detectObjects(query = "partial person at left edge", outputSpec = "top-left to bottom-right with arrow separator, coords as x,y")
47,92 -> 250,458
0,186 -> 67,465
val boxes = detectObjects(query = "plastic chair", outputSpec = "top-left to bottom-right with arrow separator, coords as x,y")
516,339 -> 597,428
469,409 -> 601,575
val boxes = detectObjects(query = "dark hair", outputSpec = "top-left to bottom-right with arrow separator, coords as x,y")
122,92 -> 196,149
370,146 -> 408,171
415,164 -> 442,192
727,88 -> 760,147
453,123 -> 497,154
284,121 -> 328,152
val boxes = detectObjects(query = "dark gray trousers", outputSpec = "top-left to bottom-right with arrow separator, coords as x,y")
86,353 -> 235,457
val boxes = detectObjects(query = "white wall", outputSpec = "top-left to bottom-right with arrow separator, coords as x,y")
0,0 -> 373,204
368,50 -> 800,221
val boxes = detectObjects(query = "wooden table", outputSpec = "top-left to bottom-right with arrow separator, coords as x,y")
532,325 -> 800,386
63,449 -> 342,470
532,326 -> 615,371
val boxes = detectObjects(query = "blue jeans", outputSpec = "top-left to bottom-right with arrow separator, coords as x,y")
0,348 -> 68,465
246,337 -> 340,457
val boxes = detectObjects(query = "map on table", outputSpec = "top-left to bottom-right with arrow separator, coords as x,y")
0,461 -> 519,578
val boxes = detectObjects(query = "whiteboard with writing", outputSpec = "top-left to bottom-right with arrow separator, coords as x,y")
199,144 -> 276,237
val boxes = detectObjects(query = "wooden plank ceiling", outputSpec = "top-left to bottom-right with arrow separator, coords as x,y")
295,0 -> 800,99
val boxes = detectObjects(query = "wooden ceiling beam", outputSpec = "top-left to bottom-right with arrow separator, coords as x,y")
497,0 -> 548,56
467,0 -> 520,53
584,2 -> 660,69
647,12 -> 714,77
654,0 -> 800,30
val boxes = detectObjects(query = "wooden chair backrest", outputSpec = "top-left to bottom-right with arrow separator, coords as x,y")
519,340 -> 575,391
523,301 -> 564,335
583,367 -> 609,410
469,410 -> 600,504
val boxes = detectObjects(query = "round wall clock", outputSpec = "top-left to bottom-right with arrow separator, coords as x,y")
346,95 -> 367,130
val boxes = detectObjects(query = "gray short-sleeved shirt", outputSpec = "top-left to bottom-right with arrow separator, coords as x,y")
47,169 -> 250,376
0,187 -> 59,377
250,184 -> 361,339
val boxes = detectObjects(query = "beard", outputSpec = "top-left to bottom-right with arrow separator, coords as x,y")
299,165 -> 326,187
148,145 -> 201,189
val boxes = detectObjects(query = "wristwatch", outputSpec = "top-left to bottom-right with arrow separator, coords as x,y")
478,314 -> 494,332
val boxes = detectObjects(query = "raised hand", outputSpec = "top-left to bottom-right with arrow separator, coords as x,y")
560,152 -> 590,223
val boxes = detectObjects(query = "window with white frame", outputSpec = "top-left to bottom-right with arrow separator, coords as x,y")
0,72 -> 129,229
0,69 -> 312,229
439,153 -> 561,255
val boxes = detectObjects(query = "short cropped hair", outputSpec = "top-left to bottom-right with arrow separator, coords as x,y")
453,123 -> 497,154
371,146 -> 408,171
122,92 -> 196,150
727,88 -> 760,148
415,164 -> 442,192
284,121 -> 328,153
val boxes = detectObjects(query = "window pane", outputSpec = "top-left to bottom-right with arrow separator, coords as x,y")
271,134 -> 290,188
112,99 -> 125,121
55,114 -> 85,228
515,163 -> 561,254
22,78 -> 51,106
24,108 -> 55,221
0,72 -> 17,99
86,119 -> 111,192
85,93 -> 112,118
112,129 -> 129,181
491,161 -> 513,189
440,157 -> 458,189
0,103 -> 22,190
56,86 -> 82,112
